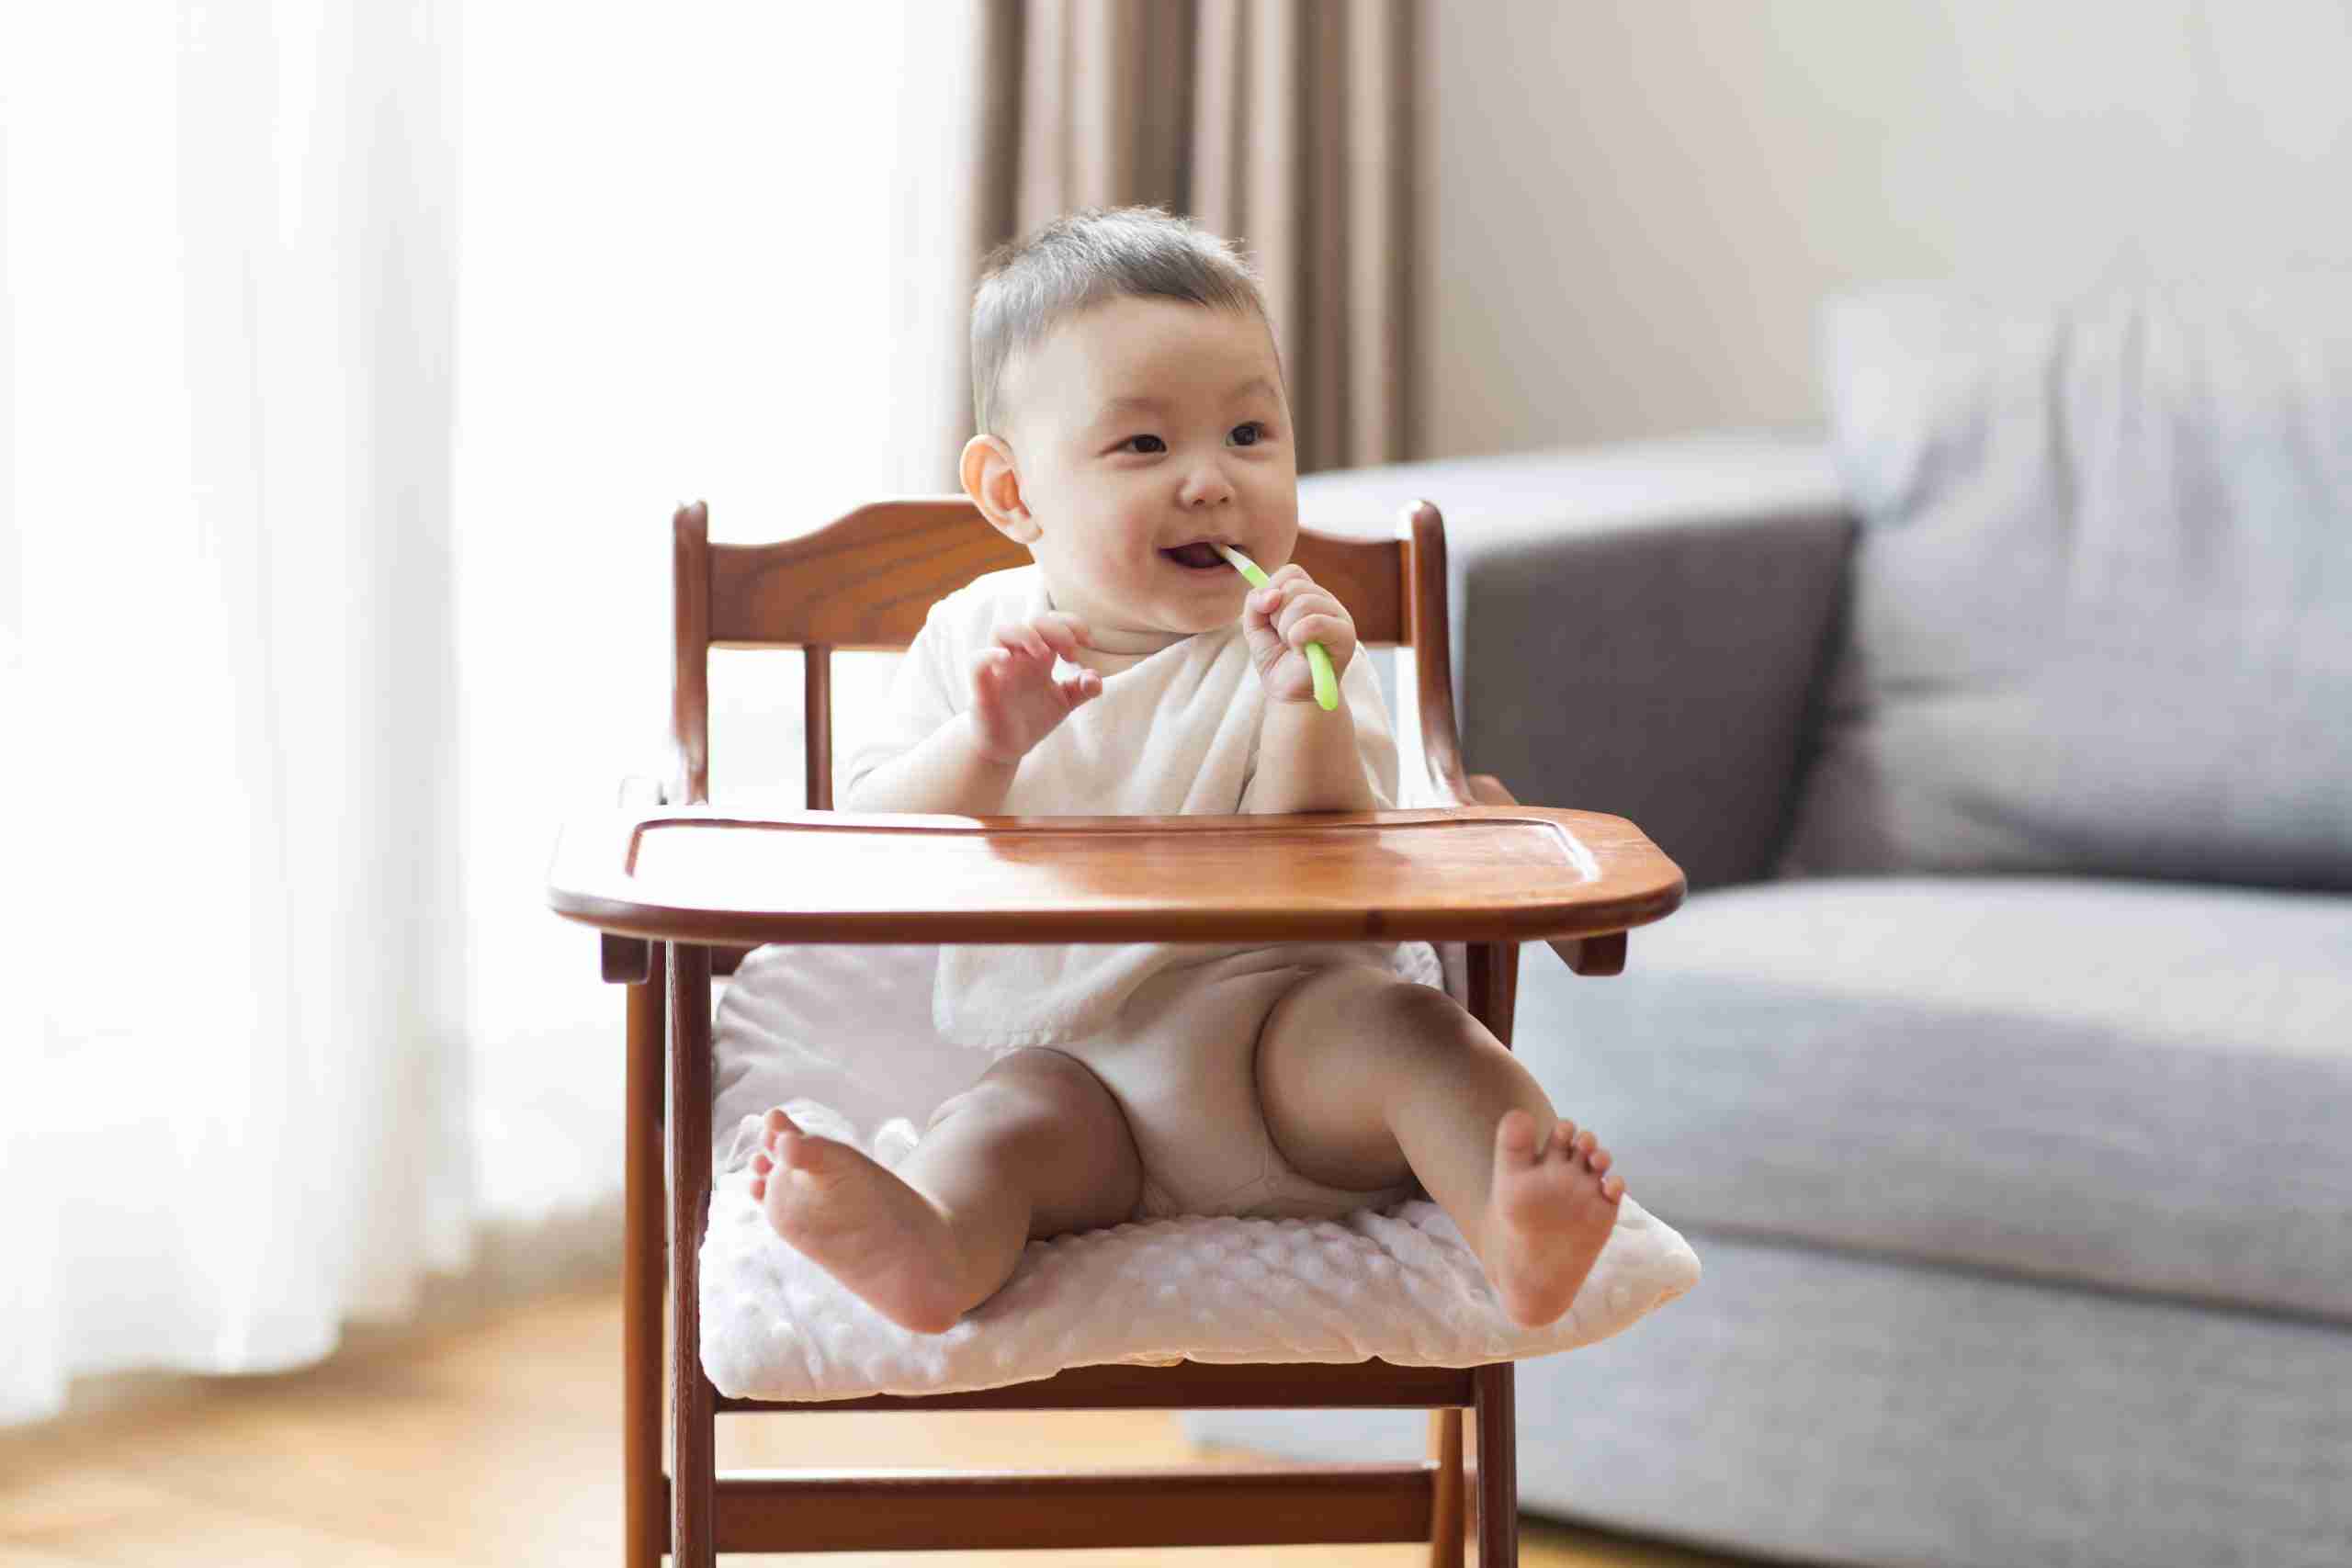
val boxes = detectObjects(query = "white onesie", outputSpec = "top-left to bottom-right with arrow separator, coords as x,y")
835,564 -> 1441,1220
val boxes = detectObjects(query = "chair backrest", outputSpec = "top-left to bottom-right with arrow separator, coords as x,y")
669,496 -> 1463,808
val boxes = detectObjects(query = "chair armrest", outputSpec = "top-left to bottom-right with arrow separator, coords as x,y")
601,776 -> 668,984
1463,773 -> 1620,977
1304,431 -> 1858,891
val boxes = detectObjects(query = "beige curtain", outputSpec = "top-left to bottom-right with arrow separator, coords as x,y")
893,0 -> 1417,487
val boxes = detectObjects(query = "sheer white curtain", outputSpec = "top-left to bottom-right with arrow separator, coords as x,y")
4,0 -> 469,1425
452,2 -> 910,1218
3,1 -> 911,1426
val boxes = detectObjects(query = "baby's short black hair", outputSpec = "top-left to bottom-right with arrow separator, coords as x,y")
970,205 -> 1272,435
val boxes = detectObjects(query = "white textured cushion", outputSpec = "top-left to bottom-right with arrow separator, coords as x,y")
700,1093 -> 1702,1402
700,942 -> 1701,1403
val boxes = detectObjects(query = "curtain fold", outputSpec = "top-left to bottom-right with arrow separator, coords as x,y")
1,0 -> 468,1424
898,0 -> 1418,487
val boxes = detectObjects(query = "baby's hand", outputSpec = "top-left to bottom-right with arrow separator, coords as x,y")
968,611 -> 1102,763
1239,564 -> 1355,705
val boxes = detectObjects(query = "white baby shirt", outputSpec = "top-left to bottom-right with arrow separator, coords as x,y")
838,563 -> 1439,1050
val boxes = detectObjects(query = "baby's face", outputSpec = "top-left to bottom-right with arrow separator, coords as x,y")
992,296 -> 1297,649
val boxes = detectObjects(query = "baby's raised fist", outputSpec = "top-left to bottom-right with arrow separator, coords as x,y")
1239,563 -> 1355,705
968,610 -> 1102,763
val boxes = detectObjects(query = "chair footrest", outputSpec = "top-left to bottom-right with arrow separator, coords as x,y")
701,1462 -> 1439,1551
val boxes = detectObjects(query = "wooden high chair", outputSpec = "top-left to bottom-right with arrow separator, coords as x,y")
548,497 -> 1686,1566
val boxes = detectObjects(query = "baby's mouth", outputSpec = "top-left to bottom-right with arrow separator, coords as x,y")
1160,540 -> 1230,570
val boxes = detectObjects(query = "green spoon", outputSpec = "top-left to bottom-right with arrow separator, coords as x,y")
1214,543 -> 1340,711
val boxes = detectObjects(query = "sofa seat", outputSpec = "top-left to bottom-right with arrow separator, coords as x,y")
1510,875 -> 2352,1324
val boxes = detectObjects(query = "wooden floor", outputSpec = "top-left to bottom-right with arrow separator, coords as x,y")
1,1282 -> 1753,1567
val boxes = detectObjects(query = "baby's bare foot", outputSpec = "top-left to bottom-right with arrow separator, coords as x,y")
1479,1109 -> 1624,1328
751,1108 -> 970,1335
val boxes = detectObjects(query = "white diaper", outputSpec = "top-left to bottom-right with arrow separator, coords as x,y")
710,937 -> 1442,1226
1041,942 -> 1424,1223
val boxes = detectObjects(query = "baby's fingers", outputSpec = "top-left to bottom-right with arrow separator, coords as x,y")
1287,611 -> 1350,649
1274,586 -> 1337,628
993,621 -> 1054,665
970,645 -> 1028,696
1035,612 -> 1091,659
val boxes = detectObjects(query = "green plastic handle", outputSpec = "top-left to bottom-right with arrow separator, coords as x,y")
1215,544 -> 1340,711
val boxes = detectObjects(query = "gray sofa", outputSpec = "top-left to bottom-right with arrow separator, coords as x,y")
1186,285 -> 2351,1568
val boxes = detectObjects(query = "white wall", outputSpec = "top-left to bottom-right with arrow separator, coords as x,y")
1418,0 -> 2352,458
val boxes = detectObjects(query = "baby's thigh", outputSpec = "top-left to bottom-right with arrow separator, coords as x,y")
923,1046 -> 1142,1234
1255,966 -> 1485,1187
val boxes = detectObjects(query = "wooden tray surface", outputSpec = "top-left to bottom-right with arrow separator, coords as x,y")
548,807 -> 1685,947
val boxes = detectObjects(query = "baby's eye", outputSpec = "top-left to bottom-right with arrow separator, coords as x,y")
1120,434 -> 1167,455
1228,423 -> 1265,447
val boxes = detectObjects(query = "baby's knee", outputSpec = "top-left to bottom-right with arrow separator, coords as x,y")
1333,972 -> 1481,1044
1261,969 -> 1487,1104
1352,978 -> 1513,1089
1374,976 -> 1476,1031
931,1046 -> 1119,1132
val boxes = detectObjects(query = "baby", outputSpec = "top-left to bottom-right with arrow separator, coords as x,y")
751,206 -> 1624,1334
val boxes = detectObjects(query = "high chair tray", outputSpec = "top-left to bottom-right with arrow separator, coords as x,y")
547,805 -> 1684,947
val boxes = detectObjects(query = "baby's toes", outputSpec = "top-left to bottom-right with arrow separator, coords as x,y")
762,1108 -> 811,1161
770,1126 -> 865,1190
1571,1132 -> 1626,1202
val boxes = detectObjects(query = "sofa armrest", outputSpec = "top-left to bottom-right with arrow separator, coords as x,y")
1303,432 -> 1857,890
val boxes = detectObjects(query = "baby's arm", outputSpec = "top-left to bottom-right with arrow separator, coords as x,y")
1250,697 -> 1376,814
841,709 -> 1024,816
1239,568 -> 1377,814
842,610 -> 1101,815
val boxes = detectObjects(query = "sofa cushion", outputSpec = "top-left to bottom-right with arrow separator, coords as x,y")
1509,876 -> 2352,1323
1298,434 -> 1855,893
1183,1233 -> 2352,1568
1781,278 -> 2352,890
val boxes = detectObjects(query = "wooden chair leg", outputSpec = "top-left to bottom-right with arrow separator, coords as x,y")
1429,1408 -> 1466,1567
1462,944 -> 1521,1566
625,950 -> 667,1568
1465,940 -> 1518,1044
668,942 -> 717,1568
1472,1363 -> 1519,1566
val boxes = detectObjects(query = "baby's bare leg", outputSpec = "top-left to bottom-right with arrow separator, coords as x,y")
753,1047 -> 1140,1334
1255,968 -> 1623,1328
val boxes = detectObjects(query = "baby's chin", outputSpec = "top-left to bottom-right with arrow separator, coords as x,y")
1045,577 -> 1245,640
1106,605 -> 1237,644
1160,589 -> 1250,635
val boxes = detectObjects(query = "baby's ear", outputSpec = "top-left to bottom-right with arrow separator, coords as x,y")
960,434 -> 1037,543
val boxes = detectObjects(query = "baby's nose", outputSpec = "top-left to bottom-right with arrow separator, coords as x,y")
1180,465 -> 1234,506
